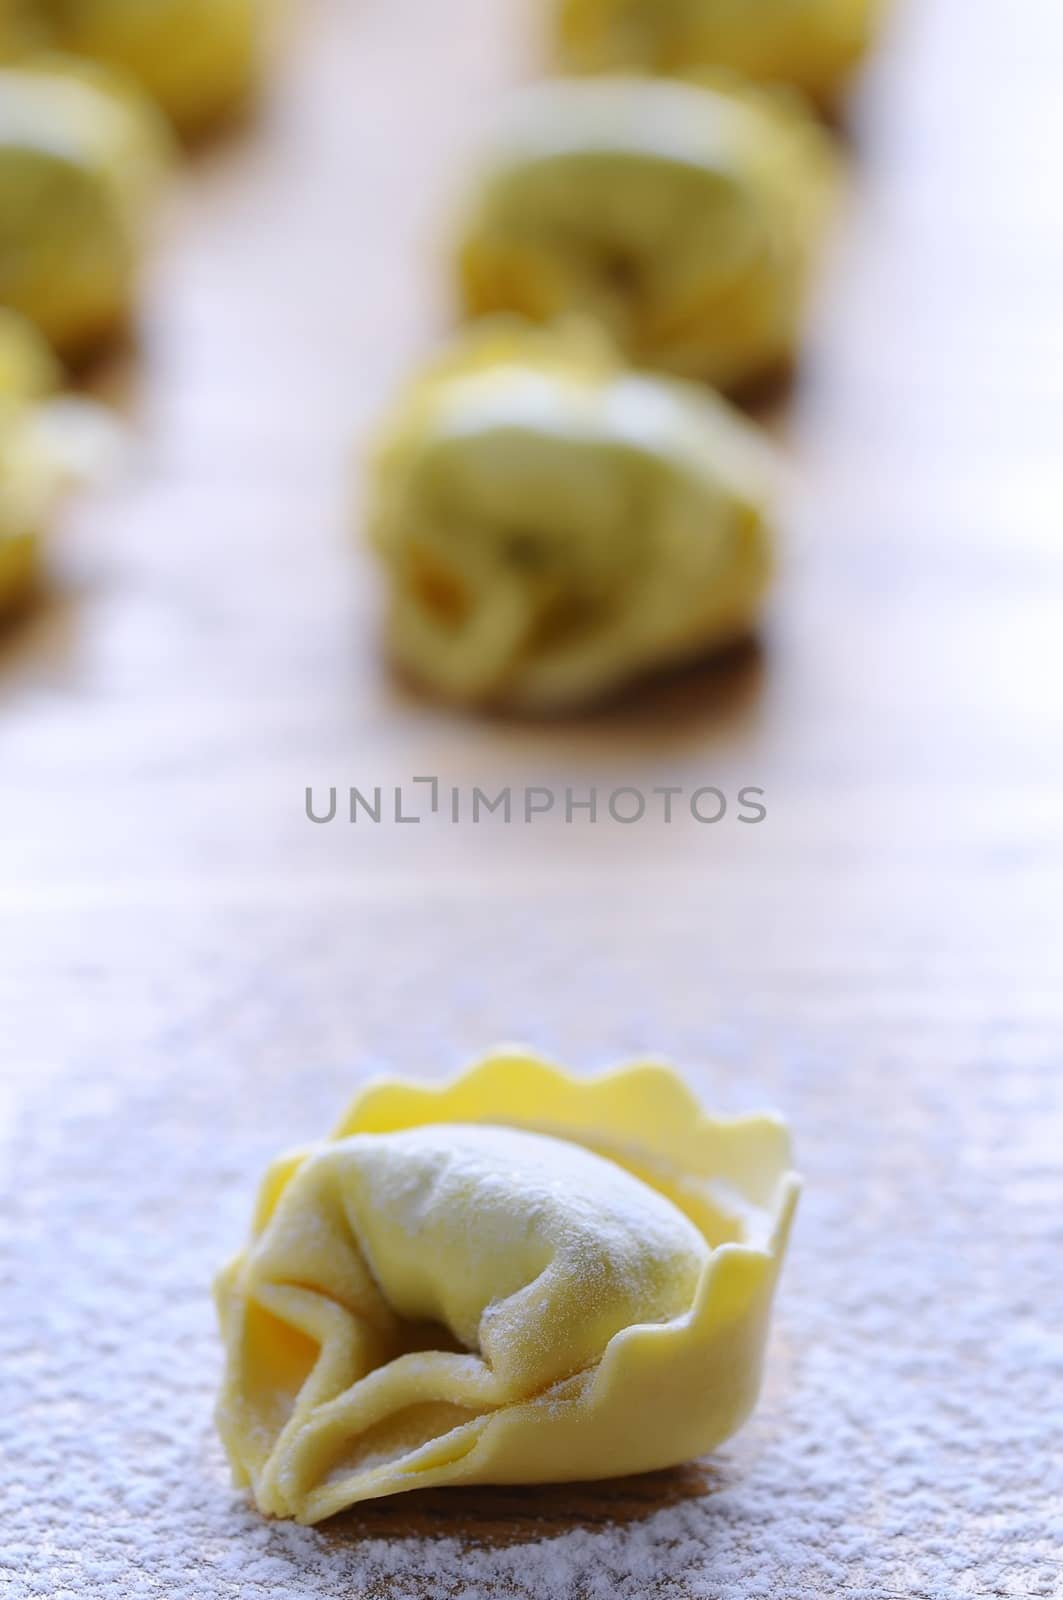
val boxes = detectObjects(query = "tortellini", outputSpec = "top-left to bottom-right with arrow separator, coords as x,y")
367,322 -> 775,711
0,60 -> 171,356
456,76 -> 836,391
215,1052 -> 799,1521
0,300 -> 58,398
0,309 -> 64,609
0,306 -> 124,611
555,0 -> 880,105
0,3 -> 37,59
29,0 -> 265,134
0,310 -> 50,608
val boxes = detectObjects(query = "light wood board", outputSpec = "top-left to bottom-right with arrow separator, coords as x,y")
2,1 -> 1061,1596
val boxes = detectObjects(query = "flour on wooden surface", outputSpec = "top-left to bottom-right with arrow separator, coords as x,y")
2,903 -> 1062,1598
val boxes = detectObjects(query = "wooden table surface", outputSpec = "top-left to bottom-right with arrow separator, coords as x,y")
2,1 -> 1062,1596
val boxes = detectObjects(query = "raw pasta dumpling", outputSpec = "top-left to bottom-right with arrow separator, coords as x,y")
0,60 -> 171,356
0,301 -> 57,397
0,305 -> 123,611
0,306 -> 56,608
215,1053 -> 799,1522
456,76 -> 836,391
33,0 -> 265,134
367,322 -> 775,711
0,2 -> 37,58
555,0 -> 880,105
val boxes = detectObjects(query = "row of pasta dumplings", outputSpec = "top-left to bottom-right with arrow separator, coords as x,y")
373,0 -> 881,711
0,0 -> 266,615
0,0 -> 882,711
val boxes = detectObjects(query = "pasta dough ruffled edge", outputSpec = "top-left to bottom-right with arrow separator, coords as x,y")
215,1052 -> 799,1521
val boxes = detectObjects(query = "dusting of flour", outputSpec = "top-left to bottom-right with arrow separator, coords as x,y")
2,907 -> 1061,1599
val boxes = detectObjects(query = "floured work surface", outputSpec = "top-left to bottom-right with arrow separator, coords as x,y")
1,0 -> 1062,1596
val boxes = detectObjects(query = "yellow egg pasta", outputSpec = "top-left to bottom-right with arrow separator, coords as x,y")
0,59 -> 171,356
0,305 -> 123,611
34,0 -> 265,134
555,0 -> 881,105
0,308 -> 61,610
366,321 -> 775,711
457,76 -> 836,391
0,302 -> 58,398
215,1053 -> 799,1522
0,2 -> 37,59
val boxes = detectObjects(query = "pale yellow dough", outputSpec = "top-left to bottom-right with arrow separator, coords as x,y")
0,307 -> 60,609
0,59 -> 171,356
456,76 -> 836,391
0,301 -> 58,398
31,0 -> 264,134
0,306 -> 122,611
215,1053 -> 799,1523
367,321 -> 775,711
0,3 -> 38,59
555,0 -> 881,105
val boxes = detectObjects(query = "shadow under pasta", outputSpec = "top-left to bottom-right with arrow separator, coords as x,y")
317,1458 -> 726,1549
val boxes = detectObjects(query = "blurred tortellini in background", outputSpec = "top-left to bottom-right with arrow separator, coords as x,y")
0,307 -> 56,610
457,76 -> 836,392
0,0 -> 266,133
367,321 -> 774,712
0,307 -> 119,612
0,0 -> 272,625
0,59 -> 171,357
0,1 -> 33,57
555,0 -> 880,106
0,299 -> 56,394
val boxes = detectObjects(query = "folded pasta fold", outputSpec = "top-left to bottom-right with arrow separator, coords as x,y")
555,0 -> 880,105
215,1054 -> 799,1522
0,59 -> 171,355
456,76 -> 836,391
367,322 -> 775,710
